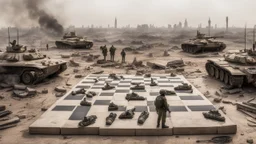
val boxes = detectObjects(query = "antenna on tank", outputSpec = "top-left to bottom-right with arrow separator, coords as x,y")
17,28 -> 19,45
8,27 -> 10,46
244,24 -> 247,52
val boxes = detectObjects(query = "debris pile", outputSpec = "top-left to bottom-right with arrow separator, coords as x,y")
237,98 -> 256,119
0,105 -> 20,130
166,59 -> 185,68
69,59 -> 80,67
12,84 -> 37,98
131,40 -> 143,45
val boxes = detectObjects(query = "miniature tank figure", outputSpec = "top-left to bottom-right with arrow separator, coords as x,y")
174,83 -> 192,91
125,92 -> 146,101
0,28 -> 67,85
119,108 -> 135,119
108,102 -> 119,111
181,31 -> 226,54
55,32 -> 93,49
137,111 -> 149,124
78,115 -> 97,127
206,49 -> 256,87
106,113 -> 117,125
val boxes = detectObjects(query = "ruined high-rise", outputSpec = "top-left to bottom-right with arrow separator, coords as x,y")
184,19 -> 188,28
115,17 -> 117,28
226,16 -> 229,32
208,18 -> 211,36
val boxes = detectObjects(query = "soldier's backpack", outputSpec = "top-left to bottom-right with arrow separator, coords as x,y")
154,96 -> 163,109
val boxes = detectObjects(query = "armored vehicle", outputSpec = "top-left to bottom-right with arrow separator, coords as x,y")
206,49 -> 256,87
55,32 -> 93,49
181,31 -> 226,54
0,28 -> 67,85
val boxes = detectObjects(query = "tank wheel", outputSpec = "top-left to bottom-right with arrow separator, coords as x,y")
21,71 -> 36,85
214,67 -> 220,79
205,62 -> 211,75
209,65 -> 215,77
224,72 -> 230,85
219,70 -> 225,81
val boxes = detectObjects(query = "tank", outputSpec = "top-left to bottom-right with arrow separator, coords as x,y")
55,32 -> 93,49
0,28 -> 67,85
181,31 -> 226,54
205,49 -> 256,87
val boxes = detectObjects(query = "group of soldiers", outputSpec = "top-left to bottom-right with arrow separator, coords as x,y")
100,45 -> 126,63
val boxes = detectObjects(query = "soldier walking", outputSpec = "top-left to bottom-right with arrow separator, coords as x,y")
121,49 -> 126,63
109,45 -> 116,61
154,90 -> 171,128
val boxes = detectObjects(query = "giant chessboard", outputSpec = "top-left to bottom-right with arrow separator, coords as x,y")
29,74 -> 236,135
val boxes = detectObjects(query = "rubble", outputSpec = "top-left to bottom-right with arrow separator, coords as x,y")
131,40 -> 143,45
69,59 -> 80,67
213,97 -> 222,103
71,52 -> 80,57
55,86 -> 67,93
247,139 -> 254,144
132,57 -> 143,67
17,114 -> 27,119
166,59 -> 185,68
75,74 -> 83,78
0,110 -> 12,118
41,89 -> 48,94
61,54 -> 71,58
147,53 -> 153,57
163,50 -> 170,56
147,62 -> 166,69
92,70 -> 104,74
41,107 -> 48,111
13,85 -> 27,90
220,88 -> 242,94
176,67 -> 184,72
73,69 -> 79,73
112,39 -> 123,45
0,116 -> 20,130
0,105 -> 6,111
55,92 -> 65,97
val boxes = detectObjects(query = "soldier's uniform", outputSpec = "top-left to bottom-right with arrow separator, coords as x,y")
101,45 -> 108,61
121,49 -> 126,63
154,90 -> 170,128
46,44 -> 49,50
109,45 -> 116,61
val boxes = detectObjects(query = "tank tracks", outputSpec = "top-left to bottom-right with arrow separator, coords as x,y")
205,61 -> 244,87
55,41 -> 93,49
181,43 -> 226,54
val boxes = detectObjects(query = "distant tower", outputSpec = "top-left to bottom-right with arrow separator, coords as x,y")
208,18 -> 211,36
184,19 -> 188,28
115,17 -> 117,28
215,24 -> 217,29
226,16 -> 229,32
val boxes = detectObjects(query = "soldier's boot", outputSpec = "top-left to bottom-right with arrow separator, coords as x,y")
162,123 -> 169,128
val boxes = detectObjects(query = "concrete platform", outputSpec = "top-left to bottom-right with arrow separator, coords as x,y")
29,74 -> 237,135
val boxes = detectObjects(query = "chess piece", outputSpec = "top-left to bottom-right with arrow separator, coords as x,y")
78,115 -> 97,127
170,73 -> 176,77
72,88 -> 86,95
86,91 -> 97,98
108,102 -> 118,111
174,83 -> 193,93
109,73 -> 120,80
120,75 -> 125,80
150,78 -> 158,86
203,109 -> 225,122
126,92 -> 146,101
138,111 -> 149,124
80,98 -> 91,106
94,78 -> 99,83
119,108 -> 135,119
106,113 -> 117,125
130,83 -> 145,90
102,82 -> 115,90
144,73 -> 151,78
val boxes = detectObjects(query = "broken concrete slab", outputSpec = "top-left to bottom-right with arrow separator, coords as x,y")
69,59 -> 80,67
55,86 -> 67,93
13,90 -> 29,98
61,54 -> 71,58
166,59 -> 185,68
147,61 -> 166,69
13,85 -> 27,90
0,110 -> 12,118
0,116 -> 20,127
0,105 -> 6,111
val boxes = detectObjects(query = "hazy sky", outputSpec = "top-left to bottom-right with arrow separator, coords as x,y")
1,0 -> 256,28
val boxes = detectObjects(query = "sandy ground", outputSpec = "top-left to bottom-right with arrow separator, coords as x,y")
0,29 -> 256,144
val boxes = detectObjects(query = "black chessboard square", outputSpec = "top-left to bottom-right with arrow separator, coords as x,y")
120,81 -> 131,83
93,83 -> 105,86
109,106 -> 127,111
76,85 -> 91,89
90,87 -> 103,89
115,89 -> 130,93
64,94 -> 85,100
52,106 -> 75,111
169,81 -> 184,83
117,85 -> 130,87
93,100 -> 111,105
188,105 -> 215,111
132,90 -> 146,92
135,106 -> 148,112
158,80 -> 170,83
147,101 -> 154,106
169,106 -> 187,112
100,92 -> 115,96
158,85 -> 174,88
110,83 -> 119,86
180,96 -> 204,100
69,106 -> 90,120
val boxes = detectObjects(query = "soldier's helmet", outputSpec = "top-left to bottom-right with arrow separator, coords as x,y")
159,89 -> 166,95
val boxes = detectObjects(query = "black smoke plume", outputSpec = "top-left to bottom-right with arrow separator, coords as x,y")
24,0 -> 64,35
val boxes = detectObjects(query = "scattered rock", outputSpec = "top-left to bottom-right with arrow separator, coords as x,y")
163,50 -> 170,56
170,45 -> 180,50
73,69 -> 79,73
131,40 -> 143,45
247,139 -> 254,144
69,59 -> 80,67
13,90 -> 29,98
41,89 -> 48,94
176,68 -> 184,72
55,86 -> 67,93
13,85 -> 27,90
17,114 -> 26,119
147,53 -> 153,57
221,88 -> 242,94
41,107 -> 48,111
71,52 -> 80,57
213,97 -> 222,103
26,88 -> 37,96
92,70 -> 104,74
204,91 -> 210,96
63,135 -> 72,139
75,74 -> 83,78
215,91 -> 221,96
61,54 -> 71,58
132,57 -> 143,67
167,59 -> 185,68
147,62 -> 166,69
55,92 -> 65,97
0,105 -> 6,111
